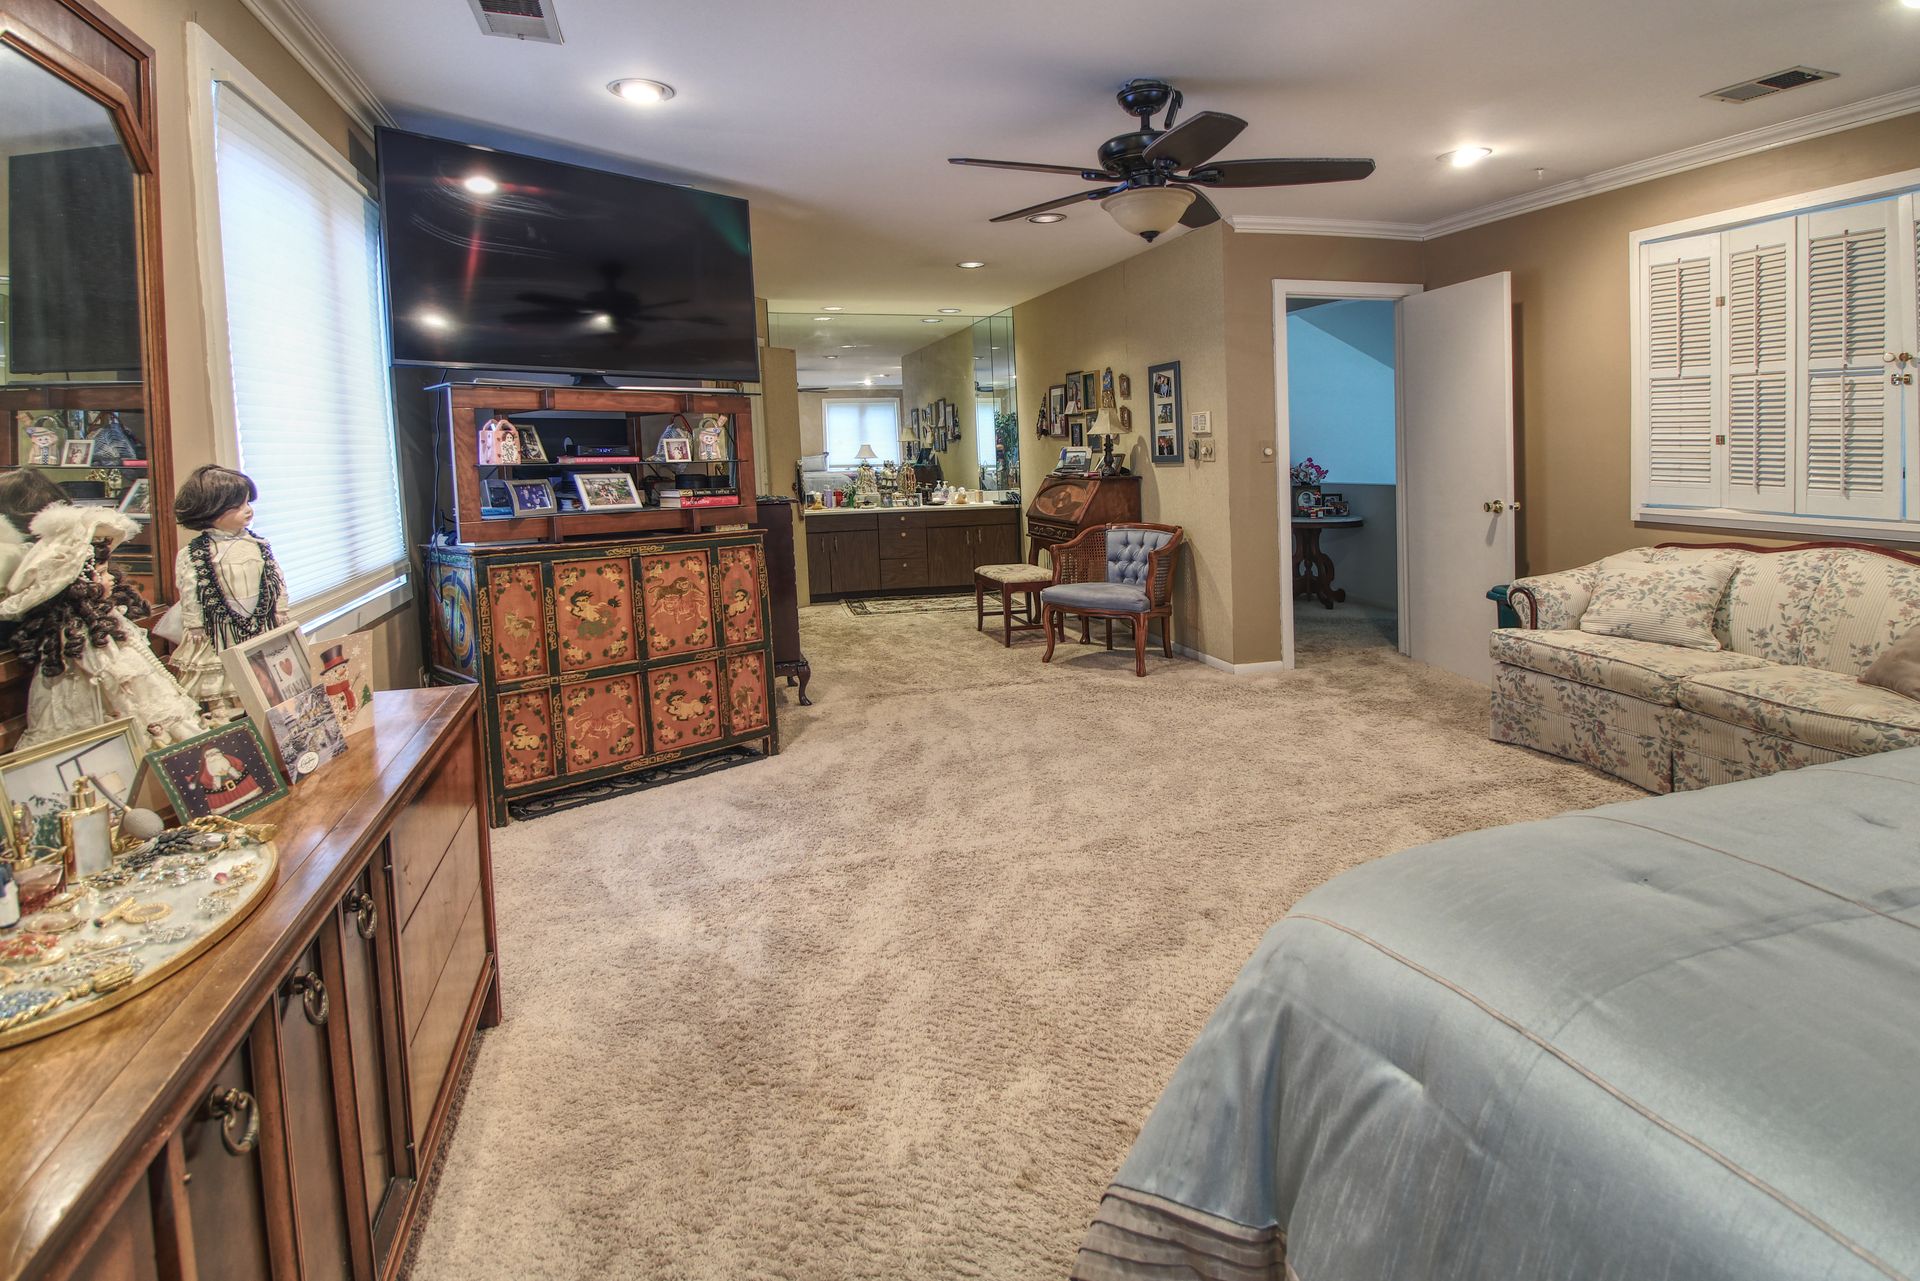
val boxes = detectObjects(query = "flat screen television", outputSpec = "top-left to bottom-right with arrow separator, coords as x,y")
377,129 -> 759,382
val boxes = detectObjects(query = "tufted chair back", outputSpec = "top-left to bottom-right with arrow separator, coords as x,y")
1107,526 -> 1171,588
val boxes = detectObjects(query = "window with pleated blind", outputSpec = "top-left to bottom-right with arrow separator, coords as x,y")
203,78 -> 410,623
1632,184 -> 1919,537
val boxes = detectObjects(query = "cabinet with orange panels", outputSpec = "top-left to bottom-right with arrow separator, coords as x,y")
423,530 -> 777,824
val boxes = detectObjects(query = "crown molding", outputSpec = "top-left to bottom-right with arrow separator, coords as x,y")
239,0 -> 393,130
1227,214 -> 1426,241
1233,84 -> 1920,246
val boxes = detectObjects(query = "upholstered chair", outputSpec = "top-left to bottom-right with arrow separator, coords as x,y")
1040,522 -> 1184,677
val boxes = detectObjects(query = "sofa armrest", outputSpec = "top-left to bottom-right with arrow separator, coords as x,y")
1507,563 -> 1603,630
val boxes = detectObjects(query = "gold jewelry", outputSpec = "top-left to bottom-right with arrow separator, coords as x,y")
121,901 -> 171,925
20,911 -> 82,935
88,962 -> 138,994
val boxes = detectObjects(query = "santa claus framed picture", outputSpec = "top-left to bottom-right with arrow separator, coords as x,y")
147,720 -> 288,822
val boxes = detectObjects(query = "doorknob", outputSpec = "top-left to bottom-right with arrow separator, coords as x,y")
1483,500 -> 1504,514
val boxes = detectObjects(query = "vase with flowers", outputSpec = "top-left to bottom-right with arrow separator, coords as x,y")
1290,457 -> 1328,512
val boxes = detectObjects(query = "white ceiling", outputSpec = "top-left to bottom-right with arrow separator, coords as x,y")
297,0 -> 1920,315
769,313 -> 971,391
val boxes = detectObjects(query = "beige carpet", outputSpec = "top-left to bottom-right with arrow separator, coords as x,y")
406,607 -> 1636,1280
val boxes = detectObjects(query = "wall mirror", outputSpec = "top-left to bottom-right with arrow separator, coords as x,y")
0,0 -> 172,743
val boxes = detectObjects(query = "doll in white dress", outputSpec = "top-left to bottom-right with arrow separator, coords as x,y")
167,465 -> 291,719
0,486 -> 205,750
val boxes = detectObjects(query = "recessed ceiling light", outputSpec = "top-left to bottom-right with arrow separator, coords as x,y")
609,78 -> 675,105
938,308 -> 962,314
922,317 -> 944,323
461,175 -> 498,195
955,261 -> 986,269
824,354 -> 838,359
820,305 -> 844,311
812,316 -> 833,321
1027,213 -> 1066,224
1439,147 -> 1493,168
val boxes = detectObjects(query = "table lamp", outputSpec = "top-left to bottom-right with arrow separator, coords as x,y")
1085,410 -> 1124,477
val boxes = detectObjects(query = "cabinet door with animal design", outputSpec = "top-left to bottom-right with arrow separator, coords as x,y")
714,543 -> 766,648
637,548 -> 715,658
483,560 -> 550,683
560,674 -> 647,774
552,554 -> 635,673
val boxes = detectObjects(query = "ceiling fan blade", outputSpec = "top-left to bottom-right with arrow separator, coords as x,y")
1141,111 -> 1247,171
950,157 -> 1109,180
988,185 -> 1126,223
1176,185 -> 1221,229
1185,157 -> 1375,188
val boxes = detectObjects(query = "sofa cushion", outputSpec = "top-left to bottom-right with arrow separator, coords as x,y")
1492,629 -> 1770,706
1579,555 -> 1740,650
1797,550 -> 1920,677
1676,664 -> 1920,757
1860,626 -> 1920,701
1042,581 -> 1149,612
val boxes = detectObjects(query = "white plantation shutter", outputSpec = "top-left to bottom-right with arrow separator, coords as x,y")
1800,202 -> 1901,519
1642,235 -> 1721,505
1724,219 -> 1795,506
210,82 -> 409,616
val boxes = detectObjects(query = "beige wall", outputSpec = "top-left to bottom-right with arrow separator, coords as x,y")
900,325 -> 976,484
756,346 -> 812,605
1424,110 -> 1920,576
102,0 -> 421,686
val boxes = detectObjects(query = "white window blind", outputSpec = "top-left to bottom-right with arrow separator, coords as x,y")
210,82 -> 408,616
1642,236 -> 1719,505
1725,219 -> 1794,506
1800,204 -> 1899,519
822,398 -> 900,465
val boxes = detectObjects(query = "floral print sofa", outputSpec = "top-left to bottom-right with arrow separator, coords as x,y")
1492,543 -> 1920,792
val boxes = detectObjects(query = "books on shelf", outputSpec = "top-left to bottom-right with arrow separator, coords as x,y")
557,454 -> 640,464
656,489 -> 740,510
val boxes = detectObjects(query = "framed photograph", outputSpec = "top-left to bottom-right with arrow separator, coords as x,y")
519,425 -> 548,463
264,686 -> 348,781
1148,359 -> 1183,468
222,620 -> 317,729
508,478 -> 558,516
1120,406 -> 1133,431
60,438 -> 95,467
0,718 -> 144,846
147,720 -> 287,822
1064,373 -> 1083,413
117,478 -> 151,517
572,471 -> 644,511
1081,371 -> 1100,410
1118,373 -> 1131,399
659,435 -> 693,464
482,479 -> 512,511
1057,446 -> 1092,474
308,633 -> 375,736
1069,420 -> 1085,448
1100,367 -> 1116,408
1048,384 -> 1066,424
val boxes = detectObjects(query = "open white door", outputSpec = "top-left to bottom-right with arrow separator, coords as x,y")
1400,272 -> 1516,684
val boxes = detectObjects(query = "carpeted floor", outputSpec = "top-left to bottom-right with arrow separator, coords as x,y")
405,606 -> 1636,1281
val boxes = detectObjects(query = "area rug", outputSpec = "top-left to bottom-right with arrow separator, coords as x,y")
843,592 -> 972,616
404,605 -> 1637,1281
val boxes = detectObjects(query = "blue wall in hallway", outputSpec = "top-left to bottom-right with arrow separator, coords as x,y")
1285,299 -> 1396,486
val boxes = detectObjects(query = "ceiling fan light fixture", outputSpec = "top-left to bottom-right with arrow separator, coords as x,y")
609,78 -> 675,106
1440,146 -> 1492,168
1102,186 -> 1195,241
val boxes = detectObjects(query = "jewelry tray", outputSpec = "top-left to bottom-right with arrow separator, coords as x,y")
0,839 -> 279,1050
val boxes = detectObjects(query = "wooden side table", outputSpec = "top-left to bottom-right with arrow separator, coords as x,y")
1292,516 -> 1364,609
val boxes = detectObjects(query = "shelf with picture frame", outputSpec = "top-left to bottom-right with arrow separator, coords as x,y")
431,381 -> 759,546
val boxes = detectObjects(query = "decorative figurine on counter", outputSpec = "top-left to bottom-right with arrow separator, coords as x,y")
165,465 -> 291,721
0,485 -> 205,750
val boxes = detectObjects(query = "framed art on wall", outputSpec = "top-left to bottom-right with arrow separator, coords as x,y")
1148,359 -> 1183,466
1064,373 -> 1083,413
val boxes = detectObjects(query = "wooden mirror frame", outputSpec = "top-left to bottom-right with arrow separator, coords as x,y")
0,0 -> 176,742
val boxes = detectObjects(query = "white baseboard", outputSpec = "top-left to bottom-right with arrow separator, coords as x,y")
1173,643 -> 1292,675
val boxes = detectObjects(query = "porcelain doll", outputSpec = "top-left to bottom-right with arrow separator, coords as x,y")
166,465 -> 291,719
0,502 -> 205,750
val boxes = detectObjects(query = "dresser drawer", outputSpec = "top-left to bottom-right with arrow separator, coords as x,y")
400,805 -> 482,1043
391,728 -> 478,927
880,557 -> 928,589
408,887 -> 489,1149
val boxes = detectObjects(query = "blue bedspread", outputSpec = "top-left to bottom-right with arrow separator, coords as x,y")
1075,750 -> 1920,1281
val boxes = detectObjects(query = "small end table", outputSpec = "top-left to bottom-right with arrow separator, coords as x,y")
1292,516 -> 1364,609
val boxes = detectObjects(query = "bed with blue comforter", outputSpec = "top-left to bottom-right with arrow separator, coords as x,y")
1075,749 -> 1920,1281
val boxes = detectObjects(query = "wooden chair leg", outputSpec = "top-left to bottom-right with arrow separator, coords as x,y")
1079,616 -> 1090,644
1042,606 -> 1058,663
1104,619 -> 1114,650
1001,584 -> 1015,647
1159,615 -> 1173,658
975,581 -> 985,632
1133,615 -> 1148,676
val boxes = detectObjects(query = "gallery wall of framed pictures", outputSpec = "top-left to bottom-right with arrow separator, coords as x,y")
1148,361 -> 1183,466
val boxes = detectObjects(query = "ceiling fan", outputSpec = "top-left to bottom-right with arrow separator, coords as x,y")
949,79 -> 1374,242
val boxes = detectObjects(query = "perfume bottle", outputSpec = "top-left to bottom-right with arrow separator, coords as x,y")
61,778 -> 114,880
0,860 -> 18,928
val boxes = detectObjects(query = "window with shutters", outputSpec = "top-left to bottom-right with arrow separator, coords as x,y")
1632,178 -> 1920,540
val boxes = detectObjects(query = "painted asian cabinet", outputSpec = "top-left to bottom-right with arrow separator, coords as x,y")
423,530 -> 778,824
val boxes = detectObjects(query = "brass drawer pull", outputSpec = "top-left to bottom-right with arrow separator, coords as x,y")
289,971 -> 330,1025
207,1087 -> 259,1156
345,887 -> 378,939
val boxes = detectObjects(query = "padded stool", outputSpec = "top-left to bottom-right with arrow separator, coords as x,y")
974,563 -> 1053,646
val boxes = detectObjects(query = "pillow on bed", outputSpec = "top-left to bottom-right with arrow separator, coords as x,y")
1578,555 -> 1737,650
1861,628 -> 1920,700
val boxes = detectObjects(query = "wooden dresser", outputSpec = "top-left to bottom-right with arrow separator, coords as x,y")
0,687 -> 498,1281
423,530 -> 778,825
1025,474 -> 1142,563
803,505 -> 1021,599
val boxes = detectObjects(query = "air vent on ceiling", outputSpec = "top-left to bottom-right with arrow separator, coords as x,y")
465,0 -> 562,43
1704,66 -> 1837,104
